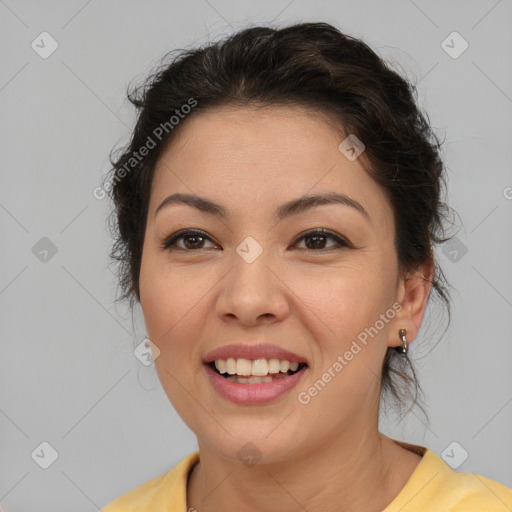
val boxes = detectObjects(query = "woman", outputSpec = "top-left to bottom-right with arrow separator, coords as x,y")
102,22 -> 512,511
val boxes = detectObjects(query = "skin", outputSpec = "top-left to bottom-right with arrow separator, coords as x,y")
138,104 -> 434,512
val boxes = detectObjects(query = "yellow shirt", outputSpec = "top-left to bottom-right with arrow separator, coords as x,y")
101,441 -> 512,511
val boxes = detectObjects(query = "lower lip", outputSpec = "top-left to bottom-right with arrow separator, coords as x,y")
204,364 -> 308,405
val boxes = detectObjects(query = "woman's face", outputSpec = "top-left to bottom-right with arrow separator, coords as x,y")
139,105 -> 424,463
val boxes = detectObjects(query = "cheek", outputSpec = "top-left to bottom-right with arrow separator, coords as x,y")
139,257 -> 168,341
290,259 -> 388,332
139,256 -> 208,425
139,252 -> 215,375
139,254 -> 185,378
140,251 -> 198,338
287,257 -> 395,390
291,268 -> 391,415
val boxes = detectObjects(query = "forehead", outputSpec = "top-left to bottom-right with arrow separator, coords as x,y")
149,105 -> 392,231
155,104 -> 343,171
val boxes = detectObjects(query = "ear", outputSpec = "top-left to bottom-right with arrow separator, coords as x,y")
388,258 -> 434,348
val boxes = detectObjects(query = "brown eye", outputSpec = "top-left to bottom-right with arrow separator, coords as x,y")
294,229 -> 350,250
161,229 -> 217,251
161,228 -> 350,252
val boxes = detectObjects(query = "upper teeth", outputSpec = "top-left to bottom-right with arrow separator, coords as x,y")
214,358 -> 300,376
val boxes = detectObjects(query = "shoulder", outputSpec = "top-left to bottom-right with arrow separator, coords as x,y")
101,472 -> 167,511
436,464 -> 512,512
101,451 -> 200,511
386,447 -> 512,512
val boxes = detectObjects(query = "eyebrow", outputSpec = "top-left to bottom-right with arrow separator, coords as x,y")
154,192 -> 370,222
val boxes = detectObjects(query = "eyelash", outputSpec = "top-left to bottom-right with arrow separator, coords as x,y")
160,228 -> 351,252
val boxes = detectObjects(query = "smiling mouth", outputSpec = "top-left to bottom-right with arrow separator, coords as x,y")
207,360 -> 308,384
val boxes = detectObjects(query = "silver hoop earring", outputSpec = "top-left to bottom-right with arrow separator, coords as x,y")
395,328 -> 408,356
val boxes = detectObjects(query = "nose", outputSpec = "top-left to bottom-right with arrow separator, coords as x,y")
216,247 -> 290,327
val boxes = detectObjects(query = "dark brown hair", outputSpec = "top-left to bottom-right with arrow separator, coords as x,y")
105,22 -> 456,421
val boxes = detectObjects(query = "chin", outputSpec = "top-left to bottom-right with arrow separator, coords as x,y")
194,419 -> 306,467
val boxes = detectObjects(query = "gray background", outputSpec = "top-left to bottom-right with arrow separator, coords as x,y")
1,0 -> 511,510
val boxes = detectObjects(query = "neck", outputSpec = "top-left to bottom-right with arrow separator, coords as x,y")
187,425 -> 415,512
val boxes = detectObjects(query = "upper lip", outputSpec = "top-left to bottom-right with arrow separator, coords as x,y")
203,344 -> 308,364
